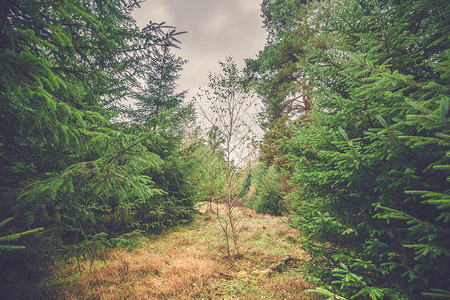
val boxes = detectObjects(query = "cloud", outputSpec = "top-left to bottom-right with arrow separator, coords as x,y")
204,10 -> 230,35
133,1 -> 175,25
133,0 -> 267,100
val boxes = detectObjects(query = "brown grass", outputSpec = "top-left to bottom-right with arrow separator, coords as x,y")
48,203 -> 317,299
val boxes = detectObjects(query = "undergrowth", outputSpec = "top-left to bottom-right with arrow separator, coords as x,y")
30,203 -> 318,299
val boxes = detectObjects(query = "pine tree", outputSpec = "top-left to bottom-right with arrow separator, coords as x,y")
131,43 -> 188,131
126,41 -> 197,225
250,0 -> 449,297
277,0 -> 450,297
0,0 -> 185,250
246,0 -> 327,168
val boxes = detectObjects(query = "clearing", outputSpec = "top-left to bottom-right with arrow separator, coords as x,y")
45,203 -> 316,299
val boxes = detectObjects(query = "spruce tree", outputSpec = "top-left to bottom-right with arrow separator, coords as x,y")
276,0 -> 450,297
0,0 -> 185,250
131,43 -> 188,131
251,0 -> 449,297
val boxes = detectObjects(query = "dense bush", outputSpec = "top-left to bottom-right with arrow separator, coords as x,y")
244,164 -> 284,216
250,0 -> 449,298
285,0 -> 450,298
0,0 -> 194,279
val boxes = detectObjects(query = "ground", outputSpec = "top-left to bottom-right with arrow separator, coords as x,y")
45,203 -> 317,299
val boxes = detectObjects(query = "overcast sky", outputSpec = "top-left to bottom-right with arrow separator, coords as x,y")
133,0 -> 267,101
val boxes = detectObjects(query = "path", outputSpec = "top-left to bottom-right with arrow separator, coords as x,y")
53,204 -> 316,299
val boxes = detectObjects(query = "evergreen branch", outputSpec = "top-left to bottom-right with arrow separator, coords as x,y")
376,115 -> 416,155
374,0 -> 391,57
338,127 -> 361,164
100,133 -> 155,174
0,245 -> 26,251
406,100 -> 449,124
377,205 -> 429,227
398,136 -> 450,145
434,165 -> 450,170
0,218 -> 13,229
421,289 -> 450,298
0,227 -> 44,242
337,59 -> 448,94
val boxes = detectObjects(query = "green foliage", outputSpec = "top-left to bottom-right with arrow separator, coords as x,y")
0,0 -> 194,281
244,164 -> 284,215
307,263 -> 400,300
189,142 -> 227,205
130,43 -> 192,132
0,218 -> 43,254
252,0 -> 450,298
245,0 -> 320,195
246,2 -> 315,124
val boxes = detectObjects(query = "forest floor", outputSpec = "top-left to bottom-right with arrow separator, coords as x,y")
44,203 -> 317,299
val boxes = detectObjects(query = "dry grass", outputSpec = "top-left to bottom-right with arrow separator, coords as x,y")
48,203 -> 317,299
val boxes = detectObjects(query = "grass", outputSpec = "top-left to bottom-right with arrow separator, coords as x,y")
41,203 -> 317,299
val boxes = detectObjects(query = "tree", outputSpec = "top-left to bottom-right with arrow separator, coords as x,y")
0,0 -> 187,256
126,41 -> 196,231
186,129 -> 227,211
131,43 -> 189,131
246,0 -> 326,169
272,0 -> 450,298
196,57 -> 255,257
200,127 -> 227,210
242,163 -> 285,216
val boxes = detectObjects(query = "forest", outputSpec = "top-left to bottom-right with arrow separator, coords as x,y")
0,0 -> 448,299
